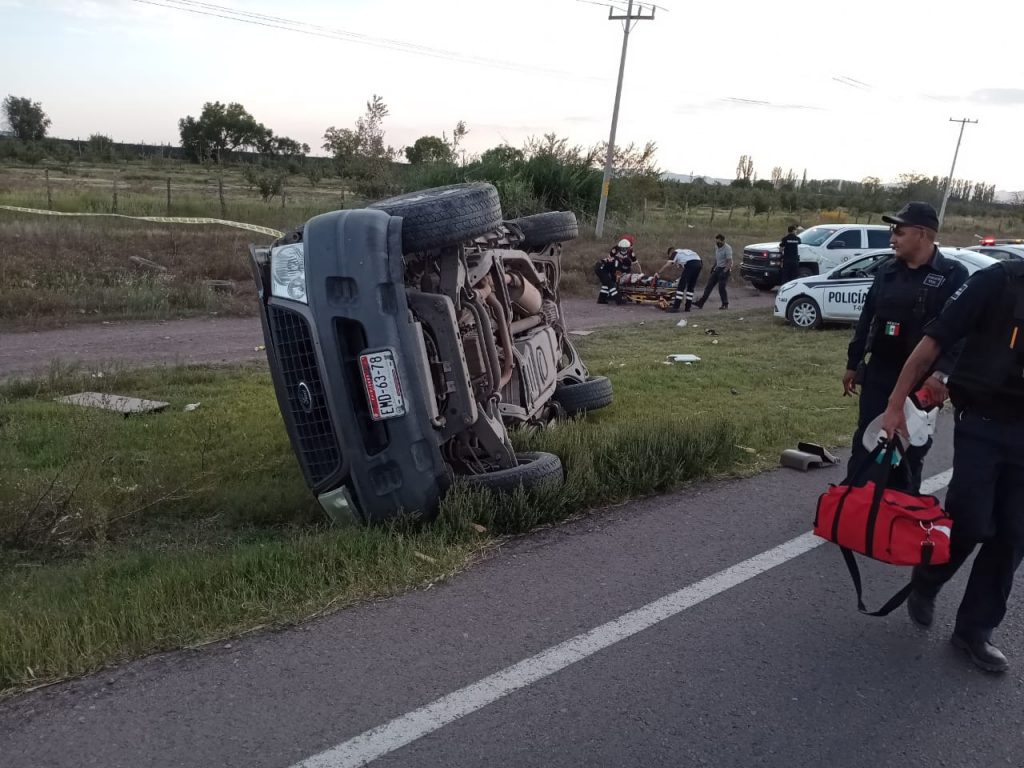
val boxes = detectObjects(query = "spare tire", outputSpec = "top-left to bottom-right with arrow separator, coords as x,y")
368,183 -> 503,252
507,211 -> 579,250
553,376 -> 613,416
462,451 -> 563,493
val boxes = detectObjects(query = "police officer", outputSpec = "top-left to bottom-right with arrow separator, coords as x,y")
880,257 -> 1024,673
594,238 -> 634,305
779,225 -> 801,284
842,202 -> 968,494
657,247 -> 703,312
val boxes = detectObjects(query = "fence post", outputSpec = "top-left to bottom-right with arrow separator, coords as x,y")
218,173 -> 226,219
45,169 -> 53,210
642,197 -> 647,224
281,182 -> 286,209
166,177 -> 171,215
112,173 -> 118,213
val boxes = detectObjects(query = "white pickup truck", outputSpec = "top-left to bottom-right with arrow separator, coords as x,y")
739,224 -> 892,290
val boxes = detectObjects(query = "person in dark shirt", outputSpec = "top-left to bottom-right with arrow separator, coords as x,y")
779,225 -> 802,284
842,202 -> 968,493
881,259 -> 1024,673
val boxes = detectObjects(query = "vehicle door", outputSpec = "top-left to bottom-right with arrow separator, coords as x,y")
821,250 -> 892,321
819,228 -> 866,272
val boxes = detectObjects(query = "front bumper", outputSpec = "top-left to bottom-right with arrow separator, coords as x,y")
740,261 -> 782,286
253,209 -> 450,524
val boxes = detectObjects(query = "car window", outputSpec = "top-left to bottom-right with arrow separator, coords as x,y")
866,229 -> 891,249
981,248 -> 1014,261
798,226 -> 838,246
831,251 -> 892,279
827,229 -> 862,249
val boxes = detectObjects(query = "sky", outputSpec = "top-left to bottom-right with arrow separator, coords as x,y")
2,0 -> 1023,192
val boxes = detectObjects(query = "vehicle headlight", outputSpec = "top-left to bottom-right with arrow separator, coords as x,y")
270,243 -> 307,303
778,282 -> 795,296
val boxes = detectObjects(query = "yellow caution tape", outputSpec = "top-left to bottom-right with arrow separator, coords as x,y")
0,204 -> 284,238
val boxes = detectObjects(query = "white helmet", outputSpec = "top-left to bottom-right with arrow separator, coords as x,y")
617,239 -> 631,249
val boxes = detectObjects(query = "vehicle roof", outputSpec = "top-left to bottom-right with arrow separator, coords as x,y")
822,247 -> 997,278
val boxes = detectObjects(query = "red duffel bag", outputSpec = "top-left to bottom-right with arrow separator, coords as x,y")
814,438 -> 951,616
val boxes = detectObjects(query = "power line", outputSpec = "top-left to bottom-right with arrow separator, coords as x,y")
129,0 -> 603,81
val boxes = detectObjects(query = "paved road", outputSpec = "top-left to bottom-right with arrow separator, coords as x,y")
3,415 -> 1020,768
0,292 -> 775,381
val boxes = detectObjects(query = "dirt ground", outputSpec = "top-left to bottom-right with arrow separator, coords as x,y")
0,287 -> 776,381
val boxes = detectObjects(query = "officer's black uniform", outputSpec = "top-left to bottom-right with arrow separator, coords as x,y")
595,247 -> 634,304
911,261 -> 1024,652
594,254 -> 618,304
779,231 -> 801,284
845,246 -> 968,493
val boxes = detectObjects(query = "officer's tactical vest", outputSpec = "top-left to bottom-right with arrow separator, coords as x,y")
950,261 -> 1024,412
869,262 -> 952,364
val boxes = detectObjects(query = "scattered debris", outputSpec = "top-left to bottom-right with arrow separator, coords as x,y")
569,330 -> 594,337
203,279 -> 235,292
676,318 -> 688,327
730,388 -> 739,396
666,354 -> 701,365
704,329 -> 719,336
469,523 -> 488,534
129,255 -> 167,273
56,392 -> 170,415
780,442 -> 841,471
183,402 -> 201,412
736,445 -> 757,454
712,339 -> 719,345
413,551 -> 438,564
254,345 -> 266,352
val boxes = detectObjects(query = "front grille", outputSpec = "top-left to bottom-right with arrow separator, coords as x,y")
267,306 -> 341,486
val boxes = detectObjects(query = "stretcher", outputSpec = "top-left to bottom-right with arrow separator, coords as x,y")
615,273 -> 678,308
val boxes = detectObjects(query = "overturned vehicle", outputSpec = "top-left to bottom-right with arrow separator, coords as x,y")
250,183 -> 612,524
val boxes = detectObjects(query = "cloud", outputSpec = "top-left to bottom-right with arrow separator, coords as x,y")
968,88 -> 1024,105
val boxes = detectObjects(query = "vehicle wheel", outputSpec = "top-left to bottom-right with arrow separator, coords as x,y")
368,183 -> 503,252
553,375 -> 614,415
787,296 -> 822,329
797,265 -> 815,279
463,451 -> 564,493
750,279 -> 775,291
507,211 -> 579,250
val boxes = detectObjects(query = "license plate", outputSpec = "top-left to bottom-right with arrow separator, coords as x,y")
359,349 -> 406,421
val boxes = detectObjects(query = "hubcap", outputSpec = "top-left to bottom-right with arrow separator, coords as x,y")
792,302 -> 817,327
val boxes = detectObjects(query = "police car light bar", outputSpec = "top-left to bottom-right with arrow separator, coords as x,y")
976,236 -> 1024,246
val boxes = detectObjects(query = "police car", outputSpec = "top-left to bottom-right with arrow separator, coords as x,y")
773,247 -> 998,329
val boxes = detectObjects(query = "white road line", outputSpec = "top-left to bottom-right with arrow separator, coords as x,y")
293,468 -> 954,768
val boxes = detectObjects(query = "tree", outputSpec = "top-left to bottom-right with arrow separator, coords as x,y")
2,95 -> 51,140
322,94 -> 397,194
770,166 -> 783,189
177,101 -> 268,163
735,154 -> 754,183
405,135 -> 451,164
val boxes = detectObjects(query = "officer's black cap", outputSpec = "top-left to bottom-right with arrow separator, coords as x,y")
882,201 -> 939,231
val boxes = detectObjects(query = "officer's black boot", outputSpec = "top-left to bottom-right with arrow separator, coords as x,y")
906,590 -> 935,628
684,299 -> 693,312
668,300 -> 681,313
951,634 -> 1009,673
597,291 -> 608,305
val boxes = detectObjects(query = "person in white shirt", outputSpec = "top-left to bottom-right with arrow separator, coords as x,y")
656,247 -> 704,312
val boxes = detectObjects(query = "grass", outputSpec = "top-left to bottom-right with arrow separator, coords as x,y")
0,312 -> 855,694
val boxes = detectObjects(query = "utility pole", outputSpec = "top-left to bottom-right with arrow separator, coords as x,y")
937,117 -> 978,230
594,0 -> 656,238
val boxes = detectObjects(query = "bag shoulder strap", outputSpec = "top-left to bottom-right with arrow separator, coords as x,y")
839,542 -> 935,617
